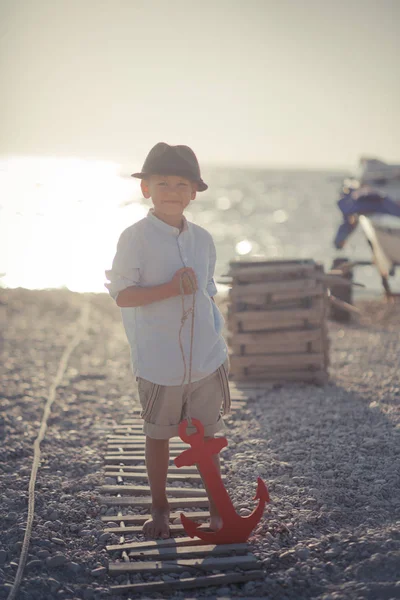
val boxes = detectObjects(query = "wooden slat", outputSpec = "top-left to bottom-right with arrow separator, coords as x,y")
104,523 -> 211,535
107,437 -> 187,444
230,370 -> 327,383
230,279 -> 320,298
105,455 -> 178,464
128,542 -> 247,560
105,449 -> 227,462
99,485 -> 207,497
109,554 -> 260,574
102,510 -> 210,524
110,569 -> 264,594
230,353 -> 324,369
107,444 -> 187,451
99,496 -> 210,508
228,263 -> 318,277
229,329 -> 323,345
106,448 -> 183,458
232,339 -> 323,355
104,471 -> 225,482
112,425 -> 143,430
270,285 -> 324,301
232,313 -> 322,332
107,535 -> 208,552
104,465 -> 200,474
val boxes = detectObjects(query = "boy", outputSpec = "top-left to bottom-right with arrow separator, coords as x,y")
105,142 -> 230,539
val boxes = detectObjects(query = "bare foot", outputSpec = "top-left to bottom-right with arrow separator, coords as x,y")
210,514 -> 223,531
142,508 -> 170,539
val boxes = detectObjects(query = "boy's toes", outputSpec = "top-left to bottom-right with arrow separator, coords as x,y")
142,511 -> 170,539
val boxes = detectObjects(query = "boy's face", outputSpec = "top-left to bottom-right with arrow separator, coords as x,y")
141,174 -> 197,216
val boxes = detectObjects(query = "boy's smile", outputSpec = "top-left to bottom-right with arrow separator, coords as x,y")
141,174 -> 197,229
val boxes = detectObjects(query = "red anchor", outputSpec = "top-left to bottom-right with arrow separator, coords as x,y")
174,418 -> 270,544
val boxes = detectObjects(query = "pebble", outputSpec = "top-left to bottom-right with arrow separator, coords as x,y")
67,561 -> 81,573
91,566 -> 107,577
0,550 -> 7,565
179,571 -> 192,579
51,537 -> 66,546
26,559 -> 42,569
46,554 -> 68,568
217,587 -> 231,595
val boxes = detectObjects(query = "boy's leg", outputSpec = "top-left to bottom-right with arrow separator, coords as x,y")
143,436 -> 170,538
137,377 -> 184,538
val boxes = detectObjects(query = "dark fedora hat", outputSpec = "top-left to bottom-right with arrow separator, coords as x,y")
132,142 -> 208,191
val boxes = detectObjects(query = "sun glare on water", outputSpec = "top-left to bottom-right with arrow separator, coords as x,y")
0,157 -> 148,293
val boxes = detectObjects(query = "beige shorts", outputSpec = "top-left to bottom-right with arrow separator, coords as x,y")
137,359 -> 231,440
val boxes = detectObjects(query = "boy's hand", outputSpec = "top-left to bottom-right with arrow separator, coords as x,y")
170,267 -> 198,296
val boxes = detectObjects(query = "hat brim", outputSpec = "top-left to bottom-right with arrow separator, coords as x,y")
131,171 -> 208,192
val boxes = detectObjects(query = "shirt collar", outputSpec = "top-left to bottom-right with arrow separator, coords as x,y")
147,208 -> 189,237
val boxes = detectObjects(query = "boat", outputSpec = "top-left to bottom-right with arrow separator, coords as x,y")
333,157 -> 400,299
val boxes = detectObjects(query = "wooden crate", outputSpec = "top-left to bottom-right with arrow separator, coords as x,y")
227,259 -> 329,383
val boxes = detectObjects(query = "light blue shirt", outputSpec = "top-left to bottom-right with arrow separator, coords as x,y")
105,209 -> 228,385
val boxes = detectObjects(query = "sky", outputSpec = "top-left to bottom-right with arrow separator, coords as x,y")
0,0 -> 399,169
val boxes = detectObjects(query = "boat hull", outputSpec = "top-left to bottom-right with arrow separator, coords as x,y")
359,214 -> 400,277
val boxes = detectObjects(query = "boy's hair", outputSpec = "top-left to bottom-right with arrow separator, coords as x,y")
132,142 -> 208,191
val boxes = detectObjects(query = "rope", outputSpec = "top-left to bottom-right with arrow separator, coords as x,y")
178,271 -> 196,425
7,298 -> 90,600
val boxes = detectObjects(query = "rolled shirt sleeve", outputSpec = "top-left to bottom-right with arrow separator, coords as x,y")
206,236 -> 218,298
105,227 -> 141,301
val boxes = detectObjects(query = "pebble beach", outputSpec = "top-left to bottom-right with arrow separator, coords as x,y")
0,287 -> 399,600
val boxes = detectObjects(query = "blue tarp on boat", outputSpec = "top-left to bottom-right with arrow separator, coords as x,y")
334,190 -> 400,249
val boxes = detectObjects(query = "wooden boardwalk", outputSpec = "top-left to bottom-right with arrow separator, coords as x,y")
98,384 -> 267,596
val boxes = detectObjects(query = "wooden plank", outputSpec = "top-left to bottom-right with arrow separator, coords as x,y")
105,523 -> 211,535
229,262 -> 318,277
229,328 -> 322,345
105,449 -> 184,458
102,511 -> 210,525
110,569 -> 264,594
232,339 -> 323,355
99,496 -> 210,508
107,535 -> 208,552
230,278 -> 318,296
103,465 -> 200,474
230,370 -> 327,383
108,554 -> 260,574
270,285 -> 325,302
111,424 -> 143,430
230,353 -> 324,369
232,311 -> 322,332
106,439 -> 187,446
107,444 -> 187,451
233,306 -> 322,322
104,471 -> 225,482
105,455 -> 177,464
99,485 -> 207,497
128,542 -> 247,560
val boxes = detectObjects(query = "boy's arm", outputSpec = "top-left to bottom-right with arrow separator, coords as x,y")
206,237 -> 218,299
105,228 -> 142,301
116,267 -> 198,307
116,282 -> 175,307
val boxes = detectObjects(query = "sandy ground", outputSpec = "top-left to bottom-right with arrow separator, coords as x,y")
0,288 -> 399,600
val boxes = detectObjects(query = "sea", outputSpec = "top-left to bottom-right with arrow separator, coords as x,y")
1,156 -> 398,297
